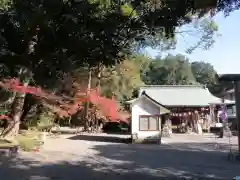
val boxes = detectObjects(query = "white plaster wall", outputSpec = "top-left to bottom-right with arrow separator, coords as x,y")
131,97 -> 161,140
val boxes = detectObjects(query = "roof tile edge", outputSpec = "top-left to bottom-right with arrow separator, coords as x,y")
139,85 -> 205,88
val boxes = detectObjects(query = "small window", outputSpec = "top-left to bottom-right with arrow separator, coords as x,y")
227,107 -> 233,115
139,115 -> 160,131
139,117 -> 149,130
233,105 -> 236,114
227,105 -> 236,116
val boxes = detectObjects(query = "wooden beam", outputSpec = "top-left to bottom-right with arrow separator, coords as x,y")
218,74 -> 240,82
234,81 -> 240,153
218,73 -> 240,153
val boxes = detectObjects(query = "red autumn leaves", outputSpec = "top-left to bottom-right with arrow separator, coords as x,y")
0,78 -> 120,121
88,89 -> 118,120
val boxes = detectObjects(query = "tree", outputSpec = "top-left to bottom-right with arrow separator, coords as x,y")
0,0 -> 77,136
142,54 -> 197,85
0,0 -> 130,136
142,59 -> 165,85
101,58 -> 144,104
0,0 -> 238,137
191,61 -> 217,86
0,78 -> 122,132
189,61 -> 231,96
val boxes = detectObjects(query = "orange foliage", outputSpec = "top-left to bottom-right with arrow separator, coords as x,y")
0,78 -> 125,122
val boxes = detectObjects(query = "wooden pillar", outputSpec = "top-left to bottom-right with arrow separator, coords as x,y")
234,81 -> 240,153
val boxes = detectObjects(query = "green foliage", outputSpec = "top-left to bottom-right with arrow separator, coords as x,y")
0,0 -> 235,92
23,105 -> 55,131
101,57 -> 145,103
0,130 -> 43,151
191,61 -> 217,86
36,112 -> 55,131
120,3 -> 136,17
0,0 -> 11,9
209,81 -> 234,97
0,139 -> 14,148
0,0 -> 238,127
185,18 -> 219,53
143,54 -> 197,85
1,0 -> 131,87
139,53 -> 233,98
16,131 -> 42,151
0,0 -> 232,86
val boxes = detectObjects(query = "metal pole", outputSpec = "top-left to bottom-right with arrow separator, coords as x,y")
234,81 -> 240,153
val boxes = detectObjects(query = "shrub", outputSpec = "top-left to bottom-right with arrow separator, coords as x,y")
36,111 -> 55,132
16,131 -> 43,151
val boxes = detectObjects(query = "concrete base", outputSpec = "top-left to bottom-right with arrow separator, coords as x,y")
219,127 -> 232,138
162,127 -> 171,137
223,130 -> 232,137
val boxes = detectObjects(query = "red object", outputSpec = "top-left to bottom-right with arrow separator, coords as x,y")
0,78 -> 120,121
88,89 -> 118,121
0,114 -> 9,120
32,148 -> 40,152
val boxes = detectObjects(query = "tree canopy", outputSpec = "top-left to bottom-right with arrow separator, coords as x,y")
0,0 -> 238,137
191,61 -> 217,86
143,54 -> 198,85
0,0 -> 237,82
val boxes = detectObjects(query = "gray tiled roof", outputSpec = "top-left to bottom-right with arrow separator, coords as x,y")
139,85 -> 234,107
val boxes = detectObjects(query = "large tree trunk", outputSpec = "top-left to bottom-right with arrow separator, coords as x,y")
20,94 -> 37,122
2,88 -> 28,138
1,71 -> 30,138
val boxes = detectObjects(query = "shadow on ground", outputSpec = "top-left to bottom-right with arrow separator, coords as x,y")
67,134 -> 132,143
0,142 -> 239,180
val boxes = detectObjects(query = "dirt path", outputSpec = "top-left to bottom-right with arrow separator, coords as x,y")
0,133 -> 239,180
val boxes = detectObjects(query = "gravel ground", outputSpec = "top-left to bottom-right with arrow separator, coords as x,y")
0,133 -> 239,180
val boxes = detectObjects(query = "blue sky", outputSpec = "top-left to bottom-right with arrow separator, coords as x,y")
146,10 -> 240,74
